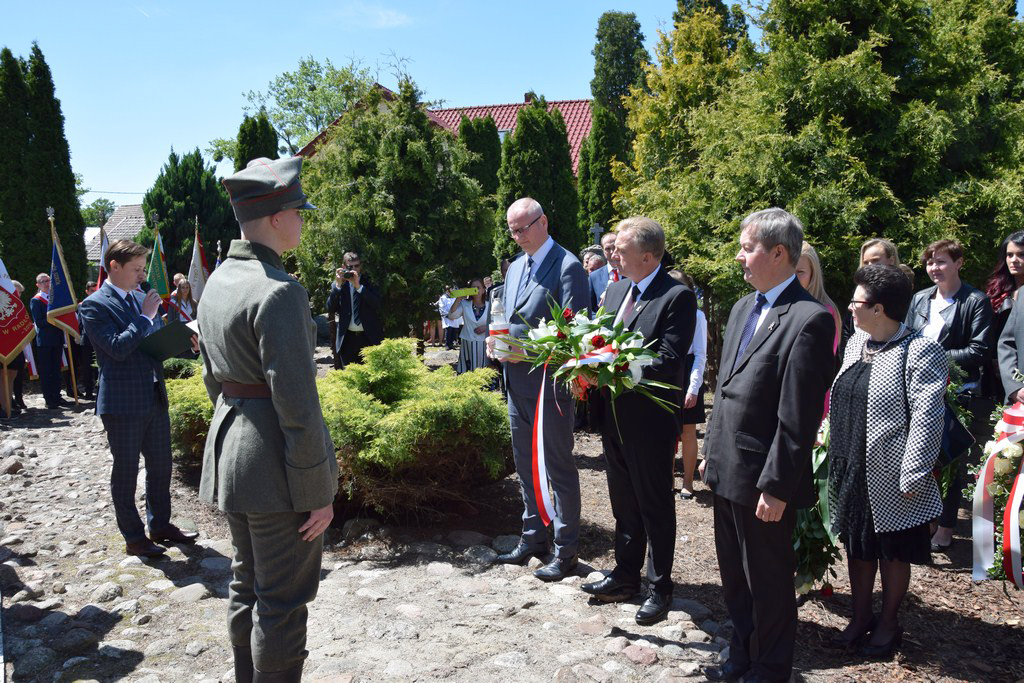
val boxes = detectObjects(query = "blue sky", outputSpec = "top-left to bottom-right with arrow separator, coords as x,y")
3,1 -> 1022,213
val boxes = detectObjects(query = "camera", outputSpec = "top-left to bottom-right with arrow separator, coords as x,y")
342,269 -> 356,280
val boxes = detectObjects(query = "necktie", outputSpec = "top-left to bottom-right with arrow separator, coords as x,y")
518,257 -> 534,302
125,293 -> 138,315
351,283 -> 361,326
621,285 -> 641,323
611,269 -> 619,282
732,293 -> 768,371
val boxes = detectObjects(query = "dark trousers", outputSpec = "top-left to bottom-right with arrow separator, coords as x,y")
36,343 -> 62,406
714,494 -> 798,682
939,394 -> 992,527
100,384 -> 172,543
226,510 -> 323,672
603,416 -> 678,594
9,352 -> 25,405
78,342 -> 95,398
444,326 -> 460,350
339,331 -> 369,367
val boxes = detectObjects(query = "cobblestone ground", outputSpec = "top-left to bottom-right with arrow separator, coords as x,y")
0,394 -> 726,683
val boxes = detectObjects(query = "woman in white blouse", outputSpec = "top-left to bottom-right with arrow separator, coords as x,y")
447,277 -> 490,374
670,271 -> 707,499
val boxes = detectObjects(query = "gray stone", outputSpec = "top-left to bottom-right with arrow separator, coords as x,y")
527,555 -> 545,570
39,611 -> 70,630
52,580 -> 66,593
622,644 -> 659,666
677,662 -> 702,676
685,629 -> 712,643
426,561 -> 455,577
119,555 -> 144,567
356,587 -> 385,601
670,597 -> 711,621
132,613 -> 152,625
410,541 -> 449,559
492,534 -> 520,553
186,640 -> 209,656
604,636 -> 630,653
98,639 -> 139,657
146,579 -> 174,591
463,545 -> 498,565
660,624 -> 684,641
90,581 -> 123,603
144,637 -> 177,657
55,627 -> 99,655
384,659 -> 414,676
33,597 -> 63,611
13,646 -> 56,679
170,583 -> 211,602
447,529 -> 491,547
341,517 -> 382,540
0,438 -> 25,456
200,556 -> 232,572
61,655 -> 90,670
569,662 -> 613,682
112,599 -> 140,615
493,651 -> 531,668
0,456 -> 23,474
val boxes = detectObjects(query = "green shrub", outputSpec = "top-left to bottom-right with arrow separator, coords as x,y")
320,338 -> 513,517
163,356 -> 201,379
166,373 -> 213,464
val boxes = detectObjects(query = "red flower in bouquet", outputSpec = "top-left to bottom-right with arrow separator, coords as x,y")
590,334 -> 606,348
556,330 -> 566,340
562,306 -> 573,321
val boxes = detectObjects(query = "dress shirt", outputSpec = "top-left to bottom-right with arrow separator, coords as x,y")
347,282 -> 364,332
527,236 -> 555,274
687,309 -> 708,395
606,263 -> 620,283
107,283 -> 153,327
754,274 -> 797,334
614,265 -> 661,326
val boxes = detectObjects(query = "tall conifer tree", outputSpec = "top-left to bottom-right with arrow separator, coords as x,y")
235,109 -> 279,172
458,115 -> 501,196
0,48 -> 34,293
25,43 -> 87,290
578,104 -> 626,233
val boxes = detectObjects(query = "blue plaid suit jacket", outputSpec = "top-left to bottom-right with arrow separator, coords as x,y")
79,282 -> 166,416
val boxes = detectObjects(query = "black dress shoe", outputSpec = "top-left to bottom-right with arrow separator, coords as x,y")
150,524 -> 199,545
534,556 -> 578,581
860,626 -> 902,659
635,591 -> 672,625
495,542 -> 547,565
581,575 -> 640,602
126,539 -> 168,557
825,615 -> 877,650
701,658 -> 750,682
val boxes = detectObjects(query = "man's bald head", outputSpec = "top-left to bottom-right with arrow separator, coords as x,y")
505,197 -> 549,255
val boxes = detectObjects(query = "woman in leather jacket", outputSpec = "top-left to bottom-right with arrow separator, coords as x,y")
904,240 -> 993,552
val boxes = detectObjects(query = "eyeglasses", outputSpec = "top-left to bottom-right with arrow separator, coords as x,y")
508,213 -> 544,237
848,300 -> 873,308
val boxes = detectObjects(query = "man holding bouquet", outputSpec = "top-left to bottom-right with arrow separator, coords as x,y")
488,197 -> 590,581
580,217 -> 697,625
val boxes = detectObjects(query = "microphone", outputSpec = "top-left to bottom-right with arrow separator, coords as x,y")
140,281 -> 152,293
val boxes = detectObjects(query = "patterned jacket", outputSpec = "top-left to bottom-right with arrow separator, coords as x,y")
831,330 -> 946,533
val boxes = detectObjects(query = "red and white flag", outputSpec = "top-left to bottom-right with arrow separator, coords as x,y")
0,255 -> 37,366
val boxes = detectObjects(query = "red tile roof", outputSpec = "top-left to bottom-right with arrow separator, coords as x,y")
430,99 -> 592,173
297,85 -> 592,174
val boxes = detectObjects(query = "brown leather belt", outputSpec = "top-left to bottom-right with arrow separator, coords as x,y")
221,381 -> 272,399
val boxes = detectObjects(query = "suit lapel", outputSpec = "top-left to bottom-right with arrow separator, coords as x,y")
625,271 -> 667,330
722,294 -> 755,381
726,283 -> 798,380
517,246 -> 559,309
605,280 -> 629,324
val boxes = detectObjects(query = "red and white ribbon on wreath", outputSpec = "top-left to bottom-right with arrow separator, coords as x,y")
972,402 -> 1024,586
532,364 -> 556,526
560,344 -> 618,370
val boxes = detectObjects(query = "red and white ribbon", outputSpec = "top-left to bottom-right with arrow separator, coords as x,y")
531,364 -> 556,526
973,402 -> 1024,585
560,344 -> 618,370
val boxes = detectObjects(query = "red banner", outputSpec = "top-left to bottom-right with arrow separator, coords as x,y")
0,259 -> 36,365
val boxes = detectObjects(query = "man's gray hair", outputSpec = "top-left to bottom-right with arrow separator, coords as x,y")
740,208 -> 804,267
614,216 -> 665,259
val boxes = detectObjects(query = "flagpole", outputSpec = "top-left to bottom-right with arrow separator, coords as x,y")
48,209 -> 79,406
1,364 -> 11,419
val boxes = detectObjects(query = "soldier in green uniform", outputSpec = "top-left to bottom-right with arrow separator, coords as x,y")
198,157 -> 338,683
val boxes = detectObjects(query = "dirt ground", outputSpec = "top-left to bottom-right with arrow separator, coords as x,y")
170,345 -> 1023,682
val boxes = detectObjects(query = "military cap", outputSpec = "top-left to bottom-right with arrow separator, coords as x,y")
222,157 -> 316,223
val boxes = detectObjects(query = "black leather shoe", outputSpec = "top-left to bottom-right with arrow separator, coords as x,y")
701,658 -> 750,682
860,626 -> 902,659
534,556 -> 578,581
495,542 -> 547,565
825,615 -> 877,650
126,539 -> 168,557
253,662 -> 303,682
150,524 -> 199,545
635,591 -> 672,625
581,575 -> 640,602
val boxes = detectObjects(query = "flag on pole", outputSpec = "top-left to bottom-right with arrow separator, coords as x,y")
148,231 -> 172,301
97,226 -> 110,285
0,255 -> 36,365
46,221 -> 81,340
187,223 -> 210,301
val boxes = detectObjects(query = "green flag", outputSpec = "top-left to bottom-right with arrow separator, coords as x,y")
148,231 -> 171,300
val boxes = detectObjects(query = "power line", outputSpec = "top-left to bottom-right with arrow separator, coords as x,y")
84,190 -> 146,195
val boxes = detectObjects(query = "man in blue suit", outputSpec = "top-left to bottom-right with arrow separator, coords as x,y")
80,239 -> 198,557
488,197 -> 590,581
29,273 -> 67,409
588,232 -> 621,313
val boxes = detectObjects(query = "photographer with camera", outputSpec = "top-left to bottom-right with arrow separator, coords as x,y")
327,251 -> 382,368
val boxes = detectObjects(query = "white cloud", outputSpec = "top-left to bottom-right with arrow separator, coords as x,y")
335,1 -> 413,29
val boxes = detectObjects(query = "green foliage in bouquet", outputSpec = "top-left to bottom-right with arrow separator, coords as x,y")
166,373 -> 213,464
794,419 -> 842,594
319,338 -> 513,517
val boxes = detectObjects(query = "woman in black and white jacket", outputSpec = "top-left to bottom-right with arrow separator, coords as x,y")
827,264 -> 946,659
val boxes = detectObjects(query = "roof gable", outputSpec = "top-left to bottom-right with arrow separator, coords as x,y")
85,204 -> 146,261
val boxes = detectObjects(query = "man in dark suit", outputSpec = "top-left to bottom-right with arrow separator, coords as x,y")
488,197 -> 590,581
80,240 -> 198,558
29,272 -> 67,409
581,217 -> 696,625
700,208 -> 835,683
327,251 -> 382,368
588,232 -> 621,313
